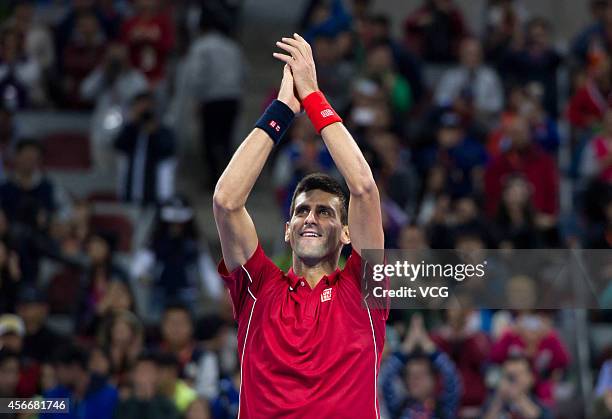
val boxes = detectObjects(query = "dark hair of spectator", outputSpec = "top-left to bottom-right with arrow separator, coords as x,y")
162,301 -> 194,324
0,348 -> 19,366
52,344 -> 89,370
15,138 -> 43,154
405,351 -> 435,376
151,196 -> 199,245
155,351 -> 180,371
289,173 -> 349,224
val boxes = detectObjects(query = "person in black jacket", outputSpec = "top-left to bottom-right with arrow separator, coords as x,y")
114,92 -> 176,206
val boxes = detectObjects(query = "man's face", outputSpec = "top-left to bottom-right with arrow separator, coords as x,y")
0,358 -> 19,396
502,359 -> 534,396
0,333 -> 22,353
16,302 -> 47,334
406,359 -> 435,401
162,310 -> 193,347
460,39 -> 482,69
285,190 -> 349,263
56,363 -> 79,389
15,146 -> 41,176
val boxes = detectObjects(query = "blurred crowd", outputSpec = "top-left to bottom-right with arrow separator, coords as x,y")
0,0 -> 610,418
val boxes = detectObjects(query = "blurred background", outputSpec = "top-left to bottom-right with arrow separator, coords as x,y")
0,0 -> 611,418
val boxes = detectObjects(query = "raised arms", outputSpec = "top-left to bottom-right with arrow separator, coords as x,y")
273,34 -> 384,254
213,66 -> 300,271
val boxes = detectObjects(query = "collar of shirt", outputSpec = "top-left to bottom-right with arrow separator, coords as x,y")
286,266 -> 341,290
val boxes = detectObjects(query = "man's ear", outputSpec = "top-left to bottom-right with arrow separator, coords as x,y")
284,222 -> 290,243
340,225 -> 351,245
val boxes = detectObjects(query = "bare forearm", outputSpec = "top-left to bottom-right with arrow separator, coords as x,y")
320,122 -> 376,195
213,128 -> 273,211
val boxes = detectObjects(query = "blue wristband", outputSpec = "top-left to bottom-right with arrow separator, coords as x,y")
255,100 -> 295,144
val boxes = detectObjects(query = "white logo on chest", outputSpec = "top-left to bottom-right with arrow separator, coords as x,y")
321,287 -> 332,302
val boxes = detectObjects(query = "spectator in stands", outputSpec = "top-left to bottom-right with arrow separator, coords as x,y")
43,344 -> 118,419
313,33 -> 355,113
210,370 -> 240,419
79,278 -> 135,338
435,37 -> 504,125
300,0 -> 352,43
176,11 -> 244,188
120,0 -> 174,84
0,313 -> 44,399
115,353 -> 180,419
500,18 -> 562,117
156,352 -> 210,419
484,116 -> 559,219
589,108 -> 612,184
6,0 -> 54,106
78,230 -> 129,332
483,0 -> 529,67
0,314 -> 24,354
403,0 -> 468,63
0,239 -> 21,313
483,355 -> 553,419
55,0 -> 119,60
60,199 -> 92,256
114,92 -> 176,205
15,287 -> 65,364
0,139 -> 70,225
399,223 -> 429,250
60,11 -> 106,108
0,105 -> 17,177
380,313 -> 461,419
363,40 -> 412,116
571,0 -> 612,64
494,174 -> 541,248
414,111 -> 489,200
98,310 -> 143,389
81,43 -> 148,169
131,196 -> 222,314
0,349 -> 20,399
490,311 -> 571,406
567,52 -> 612,131
431,303 -> 491,415
364,14 -> 424,103
159,303 -> 219,401
0,27 -> 41,110
593,360 -> 612,419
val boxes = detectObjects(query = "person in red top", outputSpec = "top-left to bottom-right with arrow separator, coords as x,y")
484,116 -> 559,218
120,0 -> 174,84
567,53 -> 612,131
213,34 -> 387,418
590,108 -> 612,183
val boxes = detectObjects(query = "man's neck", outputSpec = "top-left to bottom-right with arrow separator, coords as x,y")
292,254 -> 339,288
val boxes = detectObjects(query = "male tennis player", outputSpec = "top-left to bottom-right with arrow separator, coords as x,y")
213,33 -> 387,418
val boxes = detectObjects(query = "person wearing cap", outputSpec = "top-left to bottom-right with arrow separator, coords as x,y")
0,314 -> 25,353
130,196 -> 222,319
0,313 -> 41,399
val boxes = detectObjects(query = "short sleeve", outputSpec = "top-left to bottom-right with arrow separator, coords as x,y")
218,243 -> 280,319
342,248 -> 389,320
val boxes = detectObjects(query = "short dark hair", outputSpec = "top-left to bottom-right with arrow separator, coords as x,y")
289,173 -> 348,225
52,344 -> 89,370
162,301 -> 193,324
15,138 -> 43,154
155,352 -> 180,372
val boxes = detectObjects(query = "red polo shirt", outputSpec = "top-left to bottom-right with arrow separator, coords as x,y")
218,244 -> 387,419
